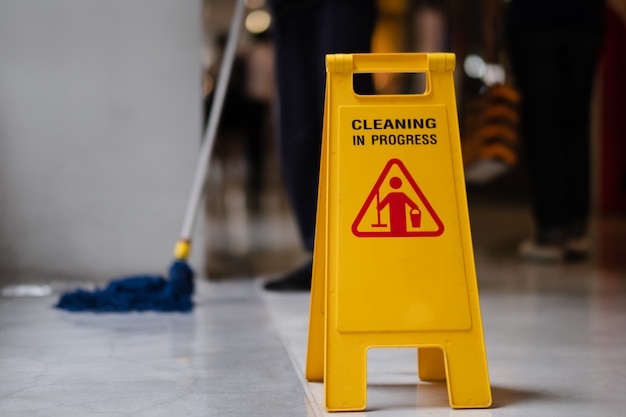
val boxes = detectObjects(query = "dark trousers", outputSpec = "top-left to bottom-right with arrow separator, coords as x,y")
270,0 -> 376,251
507,29 -> 603,242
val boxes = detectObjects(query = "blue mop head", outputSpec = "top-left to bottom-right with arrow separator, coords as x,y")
55,260 -> 194,313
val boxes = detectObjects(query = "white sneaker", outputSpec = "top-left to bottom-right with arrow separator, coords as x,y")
518,238 -> 564,263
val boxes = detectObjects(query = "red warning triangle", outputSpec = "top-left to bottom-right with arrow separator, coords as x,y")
352,158 -> 444,237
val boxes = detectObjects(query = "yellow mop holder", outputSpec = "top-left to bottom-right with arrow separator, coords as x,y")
306,53 -> 491,411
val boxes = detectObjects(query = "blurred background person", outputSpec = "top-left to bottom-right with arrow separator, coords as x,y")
204,32 -> 270,210
484,0 -> 606,262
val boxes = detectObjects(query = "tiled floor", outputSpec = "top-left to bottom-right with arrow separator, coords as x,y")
2,176 -> 626,416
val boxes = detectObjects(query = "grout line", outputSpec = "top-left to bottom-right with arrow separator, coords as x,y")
255,279 -> 326,417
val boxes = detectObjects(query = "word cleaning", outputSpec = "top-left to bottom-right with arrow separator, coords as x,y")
351,117 -> 438,146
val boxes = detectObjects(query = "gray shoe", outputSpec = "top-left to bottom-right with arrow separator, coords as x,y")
564,237 -> 590,262
518,238 -> 564,263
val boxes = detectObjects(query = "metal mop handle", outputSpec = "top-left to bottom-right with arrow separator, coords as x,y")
174,0 -> 246,260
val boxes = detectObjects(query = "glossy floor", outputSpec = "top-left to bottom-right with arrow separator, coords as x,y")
1,193 -> 626,416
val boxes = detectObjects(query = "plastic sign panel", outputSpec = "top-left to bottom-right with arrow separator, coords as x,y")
306,53 -> 491,412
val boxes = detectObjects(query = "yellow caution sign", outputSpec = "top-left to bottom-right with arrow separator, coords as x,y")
306,53 -> 491,411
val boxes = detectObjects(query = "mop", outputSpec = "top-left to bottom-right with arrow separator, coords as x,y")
55,0 -> 247,312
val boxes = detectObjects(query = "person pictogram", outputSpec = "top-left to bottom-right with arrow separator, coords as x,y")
377,177 -> 421,236
352,158 -> 443,237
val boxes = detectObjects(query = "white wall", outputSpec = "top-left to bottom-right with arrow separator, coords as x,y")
0,0 -> 204,282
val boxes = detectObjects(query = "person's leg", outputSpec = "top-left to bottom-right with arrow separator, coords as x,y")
508,30 -> 569,259
263,2 -> 323,291
272,2 -> 324,252
561,33 -> 603,232
265,0 -> 376,290
560,31 -> 603,259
